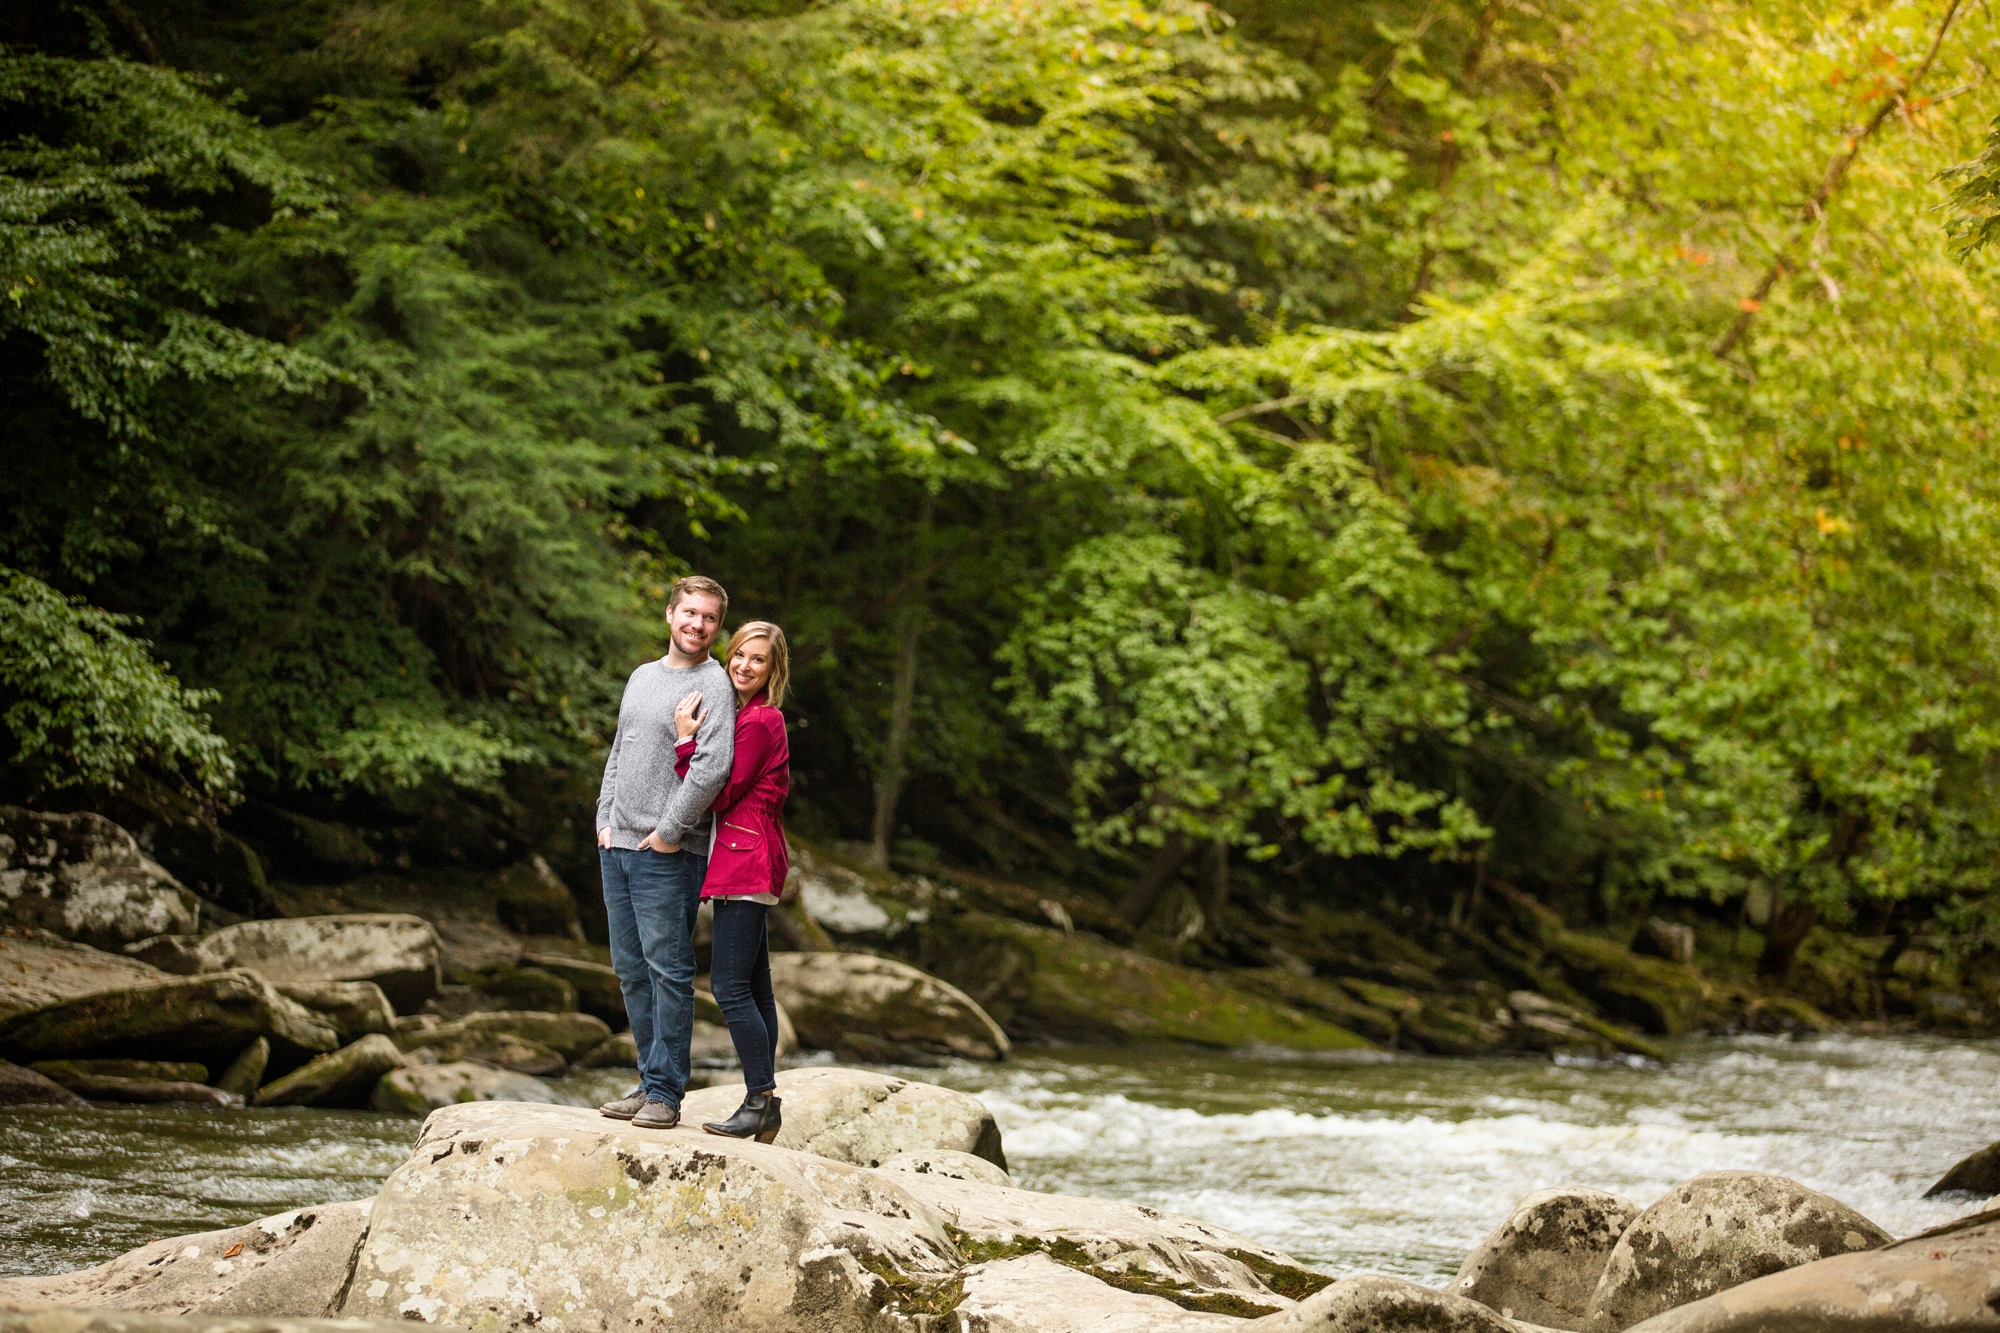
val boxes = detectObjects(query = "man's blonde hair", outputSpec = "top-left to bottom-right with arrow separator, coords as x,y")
667,574 -> 729,619
725,622 -> 790,709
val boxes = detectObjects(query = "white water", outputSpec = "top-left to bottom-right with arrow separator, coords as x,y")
926,1034 -> 2000,1282
5,1033 -> 1996,1283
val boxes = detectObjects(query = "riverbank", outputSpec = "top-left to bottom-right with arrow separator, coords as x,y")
6,1034 -> 1996,1284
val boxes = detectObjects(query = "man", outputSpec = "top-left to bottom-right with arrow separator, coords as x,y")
595,574 -> 738,1128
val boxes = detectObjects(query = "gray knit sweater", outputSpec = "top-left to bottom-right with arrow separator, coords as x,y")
596,657 -> 737,850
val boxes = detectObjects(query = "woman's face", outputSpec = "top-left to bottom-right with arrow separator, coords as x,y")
729,639 -> 772,697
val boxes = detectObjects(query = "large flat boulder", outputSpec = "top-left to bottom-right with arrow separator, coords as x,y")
770,951 -> 1009,1062
369,1062 -> 573,1115
1621,1208 -> 2000,1332
1453,1187 -> 1642,1329
0,928 -> 172,1022
195,916 -> 441,1012
0,970 -> 340,1069
337,1100 -> 962,1331
683,1066 -> 1007,1169
0,808 -> 200,949
0,1200 -> 374,1317
1242,1273 -> 1518,1331
0,1309 -> 420,1333
889,1167 -> 1318,1310
952,1253 -> 1241,1332
1582,1171 -> 1892,1331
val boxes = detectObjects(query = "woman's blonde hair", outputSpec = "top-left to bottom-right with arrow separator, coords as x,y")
724,621 -> 790,709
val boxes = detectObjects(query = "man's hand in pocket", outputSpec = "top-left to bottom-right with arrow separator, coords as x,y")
639,831 -> 679,854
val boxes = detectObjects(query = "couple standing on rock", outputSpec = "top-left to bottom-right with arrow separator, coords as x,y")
594,573 -> 792,1140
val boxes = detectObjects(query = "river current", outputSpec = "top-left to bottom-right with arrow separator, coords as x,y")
3,1033 -> 1995,1282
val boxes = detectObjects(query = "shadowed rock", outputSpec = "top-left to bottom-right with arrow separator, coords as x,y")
684,1065 -> 1007,1169
1622,1207 -> 2000,1332
576,1030 -> 637,1068
29,1060 -> 238,1106
1582,1171 -> 1892,1331
518,952 -> 623,1025
1926,1140 -> 2000,1198
390,1021 -> 565,1076
215,1039 -> 269,1098
0,928 -> 171,1022
448,1010 -> 610,1061
336,1101 -> 961,1331
0,1201 -> 374,1317
195,916 -> 441,1013
255,1035 -> 404,1108
1453,1187 -> 1642,1329
0,970 -> 339,1069
0,808 -> 200,949
0,1058 -> 87,1105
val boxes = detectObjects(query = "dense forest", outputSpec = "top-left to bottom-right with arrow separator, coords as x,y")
8,0 -> 2000,1024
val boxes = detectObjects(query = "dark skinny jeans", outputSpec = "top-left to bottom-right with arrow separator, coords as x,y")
708,897 -> 778,1095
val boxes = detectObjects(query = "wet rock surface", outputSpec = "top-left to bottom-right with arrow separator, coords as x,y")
1453,1187 -> 1642,1329
253,1035 -> 404,1108
0,1057 -> 87,1105
0,1202 -> 374,1317
1926,1140 -> 2000,1198
1582,1171 -> 1893,1331
0,808 -> 201,950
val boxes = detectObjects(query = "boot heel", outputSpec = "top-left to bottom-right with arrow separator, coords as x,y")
755,1097 -> 782,1144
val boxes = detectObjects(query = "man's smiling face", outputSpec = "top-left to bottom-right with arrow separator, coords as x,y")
668,592 -> 723,660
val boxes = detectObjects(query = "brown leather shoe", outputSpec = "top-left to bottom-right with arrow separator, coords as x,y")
599,1088 -> 647,1120
632,1099 -> 681,1129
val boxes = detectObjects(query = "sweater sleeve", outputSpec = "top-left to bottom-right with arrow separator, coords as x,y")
708,713 -> 777,817
672,735 -> 695,779
652,669 -> 736,844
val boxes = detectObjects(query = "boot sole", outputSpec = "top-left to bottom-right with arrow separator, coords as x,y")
599,1108 -> 639,1120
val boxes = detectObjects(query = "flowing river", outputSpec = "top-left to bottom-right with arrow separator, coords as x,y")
4,1033 -> 1996,1283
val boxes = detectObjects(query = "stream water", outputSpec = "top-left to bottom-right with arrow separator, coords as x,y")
3,1033 -> 1995,1284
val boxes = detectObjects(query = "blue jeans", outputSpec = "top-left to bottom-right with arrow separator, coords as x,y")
708,898 -> 778,1094
600,846 -> 705,1107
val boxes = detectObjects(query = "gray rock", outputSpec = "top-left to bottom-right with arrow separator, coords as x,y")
769,950 -> 1010,1061
0,1200 -> 374,1317
491,856 -> 582,938
28,1059 -> 237,1107
684,1065 -> 1006,1169
887,1166 -> 1313,1309
254,1035 -> 405,1108
1243,1273 -> 1519,1331
0,808 -> 200,949
1622,1208 -> 2000,1331
215,1039 -> 269,1098
1453,1187 -> 1642,1329
0,1058 -> 87,1105
1583,1171 -> 1892,1331
695,983 -> 801,1055
195,916 -> 441,1012
337,1100 -> 962,1330
390,1021 -> 566,1076
953,1253 -> 1242,1332
0,927 -> 171,1021
576,1030 -> 636,1068
369,1061 -> 571,1114
880,1148 -> 1015,1187
448,1010 -> 610,1061
123,935 -> 206,975
1926,1140 -> 2000,1198
0,970 -> 340,1069
274,982 -> 395,1044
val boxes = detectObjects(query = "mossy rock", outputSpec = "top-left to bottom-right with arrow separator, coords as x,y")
1403,996 -> 1510,1056
1547,932 -> 1709,1034
1233,969 -> 1401,1045
916,913 -> 1371,1052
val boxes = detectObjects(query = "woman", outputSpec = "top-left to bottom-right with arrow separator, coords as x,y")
671,620 -> 791,1142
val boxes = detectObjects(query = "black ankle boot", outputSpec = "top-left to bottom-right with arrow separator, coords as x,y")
703,1092 -> 782,1143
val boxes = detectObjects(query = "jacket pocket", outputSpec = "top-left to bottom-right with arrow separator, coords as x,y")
718,820 -> 762,855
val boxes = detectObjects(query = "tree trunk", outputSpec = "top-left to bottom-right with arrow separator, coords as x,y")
864,499 -> 932,871
1119,832 -> 1193,928
1757,896 -> 1820,980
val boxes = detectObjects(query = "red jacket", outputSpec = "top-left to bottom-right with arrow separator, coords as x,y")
673,693 -> 790,899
